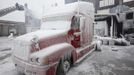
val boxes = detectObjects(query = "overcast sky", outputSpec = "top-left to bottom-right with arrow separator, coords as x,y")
0,0 -> 65,22
0,0 -> 65,15
0,0 -> 46,15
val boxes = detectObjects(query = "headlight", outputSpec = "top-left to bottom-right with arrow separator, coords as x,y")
30,58 -> 34,62
35,58 -> 42,65
30,57 -> 49,65
36,58 -> 40,63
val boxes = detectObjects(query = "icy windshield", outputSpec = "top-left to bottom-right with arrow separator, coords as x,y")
41,21 -> 71,30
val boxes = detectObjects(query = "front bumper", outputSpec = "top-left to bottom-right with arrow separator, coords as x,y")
13,56 -> 49,75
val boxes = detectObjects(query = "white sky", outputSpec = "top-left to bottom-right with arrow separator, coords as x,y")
0,0 -> 65,22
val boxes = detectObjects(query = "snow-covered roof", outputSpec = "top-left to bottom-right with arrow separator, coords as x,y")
0,11 -> 25,22
43,1 -> 94,19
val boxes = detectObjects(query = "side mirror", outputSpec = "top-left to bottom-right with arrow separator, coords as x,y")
31,35 -> 40,50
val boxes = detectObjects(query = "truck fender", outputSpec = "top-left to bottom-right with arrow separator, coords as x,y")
30,43 -> 75,64
54,44 -> 76,75
30,43 -> 76,75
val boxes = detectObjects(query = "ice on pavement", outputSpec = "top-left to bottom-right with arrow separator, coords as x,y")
67,46 -> 134,75
0,37 -> 13,51
0,37 -> 14,74
0,37 -> 13,60
0,57 -> 15,74
1,37 -> 134,75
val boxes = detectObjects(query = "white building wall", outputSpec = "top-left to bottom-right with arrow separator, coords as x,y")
123,0 -> 133,2
94,21 -> 108,36
99,0 -> 115,7
97,9 -> 110,14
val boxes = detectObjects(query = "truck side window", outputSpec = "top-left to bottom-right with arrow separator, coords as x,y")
126,12 -> 133,20
71,16 -> 80,29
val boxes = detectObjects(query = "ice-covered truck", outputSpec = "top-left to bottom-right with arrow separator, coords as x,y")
12,1 -> 100,75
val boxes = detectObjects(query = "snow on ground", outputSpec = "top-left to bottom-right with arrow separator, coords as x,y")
0,37 -> 134,75
67,46 -> 134,75
0,37 -> 14,75
0,37 -> 13,62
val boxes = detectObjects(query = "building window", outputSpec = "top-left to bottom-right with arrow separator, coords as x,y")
126,12 -> 133,19
100,0 -> 115,7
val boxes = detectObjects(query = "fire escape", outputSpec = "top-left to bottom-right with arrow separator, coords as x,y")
0,3 -> 25,36
0,3 -> 24,17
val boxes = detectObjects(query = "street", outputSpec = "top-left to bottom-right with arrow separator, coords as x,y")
0,37 -> 134,75
67,46 -> 134,75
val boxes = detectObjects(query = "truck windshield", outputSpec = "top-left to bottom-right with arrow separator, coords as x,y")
41,21 -> 71,30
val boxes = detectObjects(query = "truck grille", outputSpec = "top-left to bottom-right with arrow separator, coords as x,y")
13,40 -> 30,61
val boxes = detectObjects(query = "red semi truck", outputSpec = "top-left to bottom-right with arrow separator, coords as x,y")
13,1 -> 101,75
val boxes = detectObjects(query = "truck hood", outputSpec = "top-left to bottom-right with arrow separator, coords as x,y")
16,30 -> 68,43
14,30 -> 68,61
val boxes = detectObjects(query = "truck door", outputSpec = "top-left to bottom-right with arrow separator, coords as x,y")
79,16 -> 86,46
80,15 -> 92,47
70,15 -> 92,48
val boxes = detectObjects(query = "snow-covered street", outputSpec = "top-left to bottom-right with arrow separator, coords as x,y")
1,37 -> 134,75
67,46 -> 134,75
0,37 -> 16,75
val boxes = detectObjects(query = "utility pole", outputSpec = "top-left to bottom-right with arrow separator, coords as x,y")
119,0 -> 123,13
119,0 -> 123,5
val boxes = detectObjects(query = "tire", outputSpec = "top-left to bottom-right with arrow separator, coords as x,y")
56,56 -> 71,75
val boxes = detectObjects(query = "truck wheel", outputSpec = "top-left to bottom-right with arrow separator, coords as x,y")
56,57 -> 71,75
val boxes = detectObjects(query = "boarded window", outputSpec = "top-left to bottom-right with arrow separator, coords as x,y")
126,12 -> 133,19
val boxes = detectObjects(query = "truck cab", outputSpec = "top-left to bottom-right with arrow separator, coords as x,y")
13,1 -> 98,75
